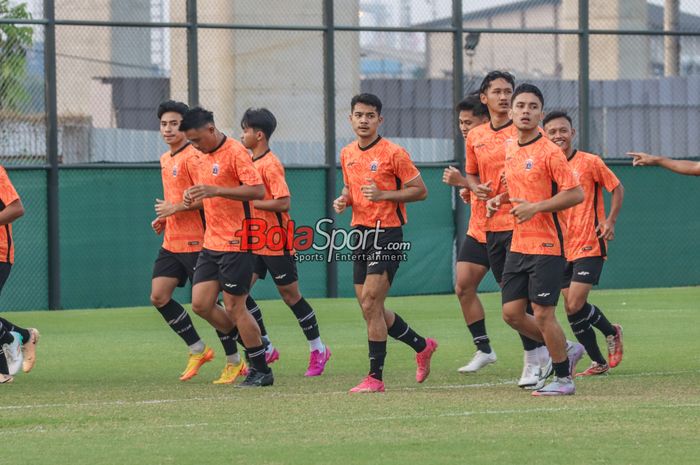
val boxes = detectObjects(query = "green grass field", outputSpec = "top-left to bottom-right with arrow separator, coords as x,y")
2,287 -> 699,464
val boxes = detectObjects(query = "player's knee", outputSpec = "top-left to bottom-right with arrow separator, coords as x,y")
502,311 -> 520,329
190,300 -> 210,317
280,288 -> 301,306
454,280 -> 476,299
150,293 -> 169,309
564,296 -> 586,315
533,308 -> 555,327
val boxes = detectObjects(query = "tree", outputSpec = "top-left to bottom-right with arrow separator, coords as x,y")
0,0 -> 34,111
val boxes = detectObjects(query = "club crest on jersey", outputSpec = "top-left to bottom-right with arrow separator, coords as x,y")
370,160 -> 379,172
212,163 -> 220,176
525,159 -> 534,171
573,169 -> 580,181
172,165 -> 178,177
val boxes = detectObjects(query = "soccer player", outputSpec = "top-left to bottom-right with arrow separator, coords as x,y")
239,107 -> 331,376
461,71 -> 551,388
486,84 -> 585,396
333,93 -> 437,393
150,100 -> 249,384
544,111 -> 624,375
0,165 -> 39,384
627,152 -> 700,176
442,94 -> 498,373
181,107 -> 273,387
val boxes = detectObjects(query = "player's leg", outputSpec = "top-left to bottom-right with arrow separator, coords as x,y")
151,275 -> 205,350
0,318 -> 22,382
563,283 -> 609,376
247,257 -> 278,362
0,264 -> 37,374
212,300 -> 247,385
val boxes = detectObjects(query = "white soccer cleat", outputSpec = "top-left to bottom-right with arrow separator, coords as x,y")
0,373 -> 13,383
518,361 -> 540,388
531,356 -> 553,391
2,332 -> 24,376
457,350 -> 497,373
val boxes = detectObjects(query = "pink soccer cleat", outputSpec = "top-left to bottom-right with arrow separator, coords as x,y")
304,346 -> 331,377
415,338 -> 438,383
349,375 -> 385,393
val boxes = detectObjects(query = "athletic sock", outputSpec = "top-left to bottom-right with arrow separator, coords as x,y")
467,319 -> 492,354
0,347 -> 8,375
216,329 -> 239,356
188,341 -> 205,354
368,340 -> 387,381
0,321 -> 12,345
587,303 -> 616,337
156,300 -> 201,346
568,305 -> 607,365
246,296 -> 268,337
226,353 -> 241,365
552,359 -> 571,378
0,318 -> 29,344
387,313 -> 427,353
246,344 -> 271,374
520,302 -> 544,350
289,297 -> 320,341
308,337 -> 325,353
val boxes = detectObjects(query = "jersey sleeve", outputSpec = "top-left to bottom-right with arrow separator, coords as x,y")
0,167 -> 20,206
183,153 -> 199,185
263,159 -> 291,199
465,131 -> 478,175
548,149 -> 579,191
234,149 -> 263,186
593,156 -> 621,192
392,148 -> 421,184
340,149 -> 349,187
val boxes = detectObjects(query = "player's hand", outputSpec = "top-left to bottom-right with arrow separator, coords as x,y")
442,166 -> 464,186
499,172 -> 508,189
459,188 -> 471,204
509,198 -> 540,223
473,180 -> 493,200
360,178 -> 384,202
186,184 -> 218,203
151,217 -> 165,235
626,151 -> 659,166
333,194 -> 348,213
596,220 -> 616,241
155,198 -> 178,218
486,195 -> 501,218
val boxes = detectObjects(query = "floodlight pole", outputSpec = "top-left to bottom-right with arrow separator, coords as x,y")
323,0 -> 337,297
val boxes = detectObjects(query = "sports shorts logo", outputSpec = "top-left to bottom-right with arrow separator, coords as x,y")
368,261 -> 379,267
537,292 -> 551,297
525,159 -> 534,171
370,160 -> 379,172
224,283 -> 237,288
212,163 -> 220,176
577,271 -> 590,276
274,274 -> 287,280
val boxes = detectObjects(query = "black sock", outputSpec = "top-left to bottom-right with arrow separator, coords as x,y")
568,306 -> 606,365
588,303 -> 616,337
246,344 -> 270,374
156,300 -> 201,346
520,302 -> 544,350
368,340 -> 387,381
387,313 -> 427,353
0,318 -> 29,344
289,297 -> 320,340
0,321 -> 12,345
467,319 -> 492,354
552,359 -> 571,378
216,330 -> 239,356
246,296 -> 268,337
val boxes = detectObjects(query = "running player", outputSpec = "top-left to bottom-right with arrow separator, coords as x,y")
544,111 -> 624,374
487,84 -> 585,396
334,93 -> 437,393
240,107 -> 331,376
627,152 -> 700,175
181,107 -> 273,387
0,165 -> 39,384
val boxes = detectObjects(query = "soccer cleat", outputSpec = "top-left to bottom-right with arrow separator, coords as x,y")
305,346 -> 332,377
212,360 -> 247,384
457,350 -> 497,373
576,361 -> 609,377
179,346 -> 214,381
22,328 -> 40,373
0,373 -> 13,384
530,357 -> 554,391
265,347 -> 280,365
567,341 -> 586,377
518,362 -> 540,389
607,324 -> 624,368
236,368 -> 274,388
2,332 -> 23,376
532,376 -> 575,396
415,338 -> 438,383
348,375 -> 385,393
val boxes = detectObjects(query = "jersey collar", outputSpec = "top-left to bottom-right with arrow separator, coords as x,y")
517,133 -> 543,147
170,142 -> 191,157
567,149 -> 578,161
490,120 -> 513,132
253,149 -> 271,162
358,135 -> 382,151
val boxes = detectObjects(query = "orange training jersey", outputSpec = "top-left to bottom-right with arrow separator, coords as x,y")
561,150 -> 621,261
341,137 -> 421,228
252,150 -> 295,256
466,191 -> 486,243
194,136 -> 264,252
160,144 -> 205,253
0,166 -> 20,264
465,121 -> 519,233
504,134 -> 579,256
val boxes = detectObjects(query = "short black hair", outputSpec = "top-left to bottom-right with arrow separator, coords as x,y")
351,93 -> 382,115
179,107 -> 215,132
456,93 -> 488,118
479,71 -> 515,94
241,107 -> 277,140
543,110 -> 572,128
512,83 -> 544,108
157,100 -> 189,119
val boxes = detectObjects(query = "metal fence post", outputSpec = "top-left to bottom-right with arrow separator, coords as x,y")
323,0 -> 337,298
452,0 -> 467,252
186,0 -> 199,106
578,0 -> 590,151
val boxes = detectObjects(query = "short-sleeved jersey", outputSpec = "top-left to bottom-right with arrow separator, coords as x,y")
252,150 -> 295,256
465,121 -> 519,233
560,150 -> 621,261
0,166 -> 20,264
340,137 -> 421,228
504,134 -> 579,256
159,143 -> 205,253
194,136 -> 264,252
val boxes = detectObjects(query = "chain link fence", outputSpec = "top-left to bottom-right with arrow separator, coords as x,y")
0,0 -> 699,310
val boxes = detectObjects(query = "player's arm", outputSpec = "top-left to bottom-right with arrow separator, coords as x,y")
333,186 -> 351,214
510,187 -> 583,223
0,199 -> 24,225
253,196 -> 290,213
155,198 -> 203,218
627,152 -> 700,176
465,173 -> 493,200
184,183 -> 265,206
442,166 -> 469,188
486,191 -> 509,217
361,175 -> 427,203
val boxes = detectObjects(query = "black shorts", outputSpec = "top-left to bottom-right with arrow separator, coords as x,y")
352,226 -> 403,286
562,256 -> 605,288
0,262 -> 11,296
486,231 -> 513,285
192,249 -> 255,296
152,248 -> 198,287
457,234 -> 490,268
254,254 -> 298,286
502,252 -> 566,307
